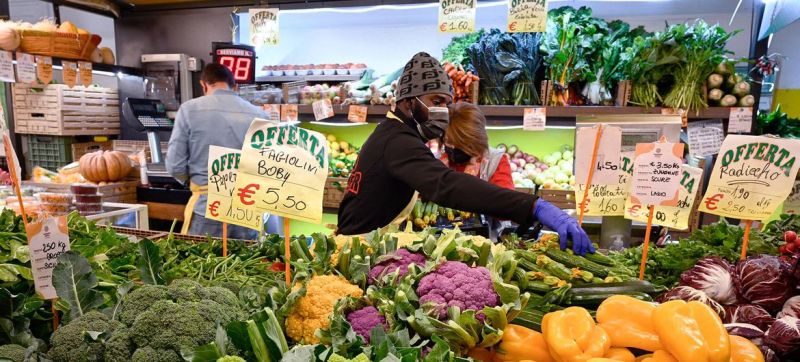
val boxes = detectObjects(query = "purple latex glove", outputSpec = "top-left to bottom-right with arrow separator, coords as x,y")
533,199 -> 595,255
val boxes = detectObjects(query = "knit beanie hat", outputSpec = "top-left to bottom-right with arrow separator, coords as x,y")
395,52 -> 453,101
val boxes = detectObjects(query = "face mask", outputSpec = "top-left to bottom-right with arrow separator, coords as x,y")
411,97 -> 449,141
445,146 -> 472,164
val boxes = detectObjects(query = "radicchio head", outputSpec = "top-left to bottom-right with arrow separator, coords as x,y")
723,304 -> 775,331
734,255 -> 795,312
679,256 -> 739,305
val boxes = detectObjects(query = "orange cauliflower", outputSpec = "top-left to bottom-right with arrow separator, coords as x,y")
285,275 -> 363,343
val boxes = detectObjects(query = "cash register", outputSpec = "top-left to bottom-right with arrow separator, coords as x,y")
122,98 -> 180,186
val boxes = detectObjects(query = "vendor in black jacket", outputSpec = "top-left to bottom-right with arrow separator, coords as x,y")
337,52 -> 594,255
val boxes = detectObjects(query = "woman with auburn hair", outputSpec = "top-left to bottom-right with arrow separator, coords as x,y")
441,102 -> 514,240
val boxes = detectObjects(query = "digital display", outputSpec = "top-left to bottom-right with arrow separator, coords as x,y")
212,43 -> 256,84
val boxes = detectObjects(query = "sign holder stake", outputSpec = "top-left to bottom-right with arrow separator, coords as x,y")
222,223 -> 228,257
740,220 -> 753,261
283,218 -> 291,285
639,205 -> 656,280
578,124 -> 604,226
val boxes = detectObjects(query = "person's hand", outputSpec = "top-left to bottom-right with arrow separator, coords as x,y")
533,199 -> 595,255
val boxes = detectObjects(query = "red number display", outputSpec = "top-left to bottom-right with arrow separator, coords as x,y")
217,56 -> 251,82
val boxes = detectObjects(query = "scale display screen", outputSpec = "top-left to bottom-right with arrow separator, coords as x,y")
212,43 -> 256,84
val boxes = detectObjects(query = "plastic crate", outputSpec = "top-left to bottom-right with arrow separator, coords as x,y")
23,135 -> 74,172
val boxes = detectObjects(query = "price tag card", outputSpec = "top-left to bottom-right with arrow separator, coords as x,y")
62,61 -> 77,88
205,146 -> 256,229
507,0 -> 547,32
699,135 -> 800,220
661,108 -> 687,128
729,107 -> 753,134
784,180 -> 800,215
78,61 -> 92,87
27,216 -> 70,300
348,105 -> 368,123
687,120 -> 724,157
522,107 -> 546,131
249,8 -> 280,46
312,99 -> 334,121
628,141 -> 685,207
16,52 -> 36,84
262,104 -> 281,121
36,56 -> 52,84
233,120 -> 329,225
281,104 -> 298,122
575,125 -> 622,185
625,165 -> 703,230
0,51 -> 15,83
438,0 -> 476,33
575,152 -> 633,216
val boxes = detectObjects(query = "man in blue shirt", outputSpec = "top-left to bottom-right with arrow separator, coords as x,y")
166,63 -> 266,239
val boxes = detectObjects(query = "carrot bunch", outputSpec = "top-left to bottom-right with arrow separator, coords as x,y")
443,61 -> 479,103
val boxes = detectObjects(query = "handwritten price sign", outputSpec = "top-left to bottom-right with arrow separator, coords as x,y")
438,0 -> 476,33
699,135 -> 800,220
575,125 -> 622,185
233,120 -> 329,224
507,0 -> 547,32
574,152 -> 633,216
205,146 -> 260,229
625,165 -> 703,230
629,141 -> 684,207
27,216 -> 70,299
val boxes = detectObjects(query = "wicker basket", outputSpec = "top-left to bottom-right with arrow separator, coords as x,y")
18,30 -> 102,61
537,188 -> 576,210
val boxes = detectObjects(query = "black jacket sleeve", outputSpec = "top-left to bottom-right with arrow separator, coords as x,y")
383,124 -> 537,226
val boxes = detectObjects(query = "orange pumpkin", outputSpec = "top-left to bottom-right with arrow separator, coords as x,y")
78,151 -> 132,183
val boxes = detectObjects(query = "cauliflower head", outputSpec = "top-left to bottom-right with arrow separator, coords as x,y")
0,344 -> 26,362
286,275 -> 363,343
416,261 -> 499,319
368,248 -> 425,285
217,356 -> 247,362
49,311 -> 123,362
346,306 -> 387,343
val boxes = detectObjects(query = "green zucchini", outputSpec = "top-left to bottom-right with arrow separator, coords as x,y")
544,248 -> 608,278
512,309 -> 546,332
412,201 -> 423,220
513,267 -> 529,290
583,250 -> 616,266
524,280 -> 551,294
536,254 -> 574,281
567,280 -> 666,296
566,291 -> 653,307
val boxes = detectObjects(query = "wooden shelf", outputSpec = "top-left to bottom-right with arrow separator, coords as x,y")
46,57 -> 143,76
255,74 -> 362,83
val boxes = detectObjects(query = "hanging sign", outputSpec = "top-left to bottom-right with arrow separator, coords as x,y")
348,105 -> 368,123
27,216 -> 71,300
438,0 -> 476,33
507,0 -> 548,32
249,8 -> 280,46
687,119 -> 725,157
281,104 -> 298,122
575,152 -> 633,216
16,52 -> 36,84
35,56 -> 53,84
0,51 -> 15,83
699,135 -> 800,220
263,104 -> 281,121
728,107 -> 754,134
575,125 -> 622,185
625,165 -> 703,230
312,99 -> 334,121
522,107 -> 546,131
62,61 -> 77,88
628,140 -> 684,207
205,146 -> 259,229
78,61 -> 92,87
233,120 -> 329,225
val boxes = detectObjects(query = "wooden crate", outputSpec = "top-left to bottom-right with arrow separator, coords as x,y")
111,226 -> 167,240
112,140 -> 168,163
615,80 -> 632,107
282,80 -> 308,105
22,179 -> 139,203
72,141 -> 113,161
541,80 -> 553,106
323,177 -> 349,209
537,188 -> 576,210
12,84 -> 120,136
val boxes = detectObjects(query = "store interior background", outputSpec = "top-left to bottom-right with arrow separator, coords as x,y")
7,0 -> 799,233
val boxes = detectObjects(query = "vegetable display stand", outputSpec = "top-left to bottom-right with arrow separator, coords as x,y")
17,30 -> 102,60
537,188 -> 576,210
22,135 -> 74,172
86,203 -> 149,230
323,177 -> 349,209
615,80 -> 632,107
72,141 -> 113,161
22,179 -> 139,203
12,84 -> 120,136
110,225 -> 166,240
541,80 -> 553,107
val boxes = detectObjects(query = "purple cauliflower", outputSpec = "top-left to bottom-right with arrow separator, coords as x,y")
416,261 -> 500,320
368,249 -> 426,285
346,306 -> 387,343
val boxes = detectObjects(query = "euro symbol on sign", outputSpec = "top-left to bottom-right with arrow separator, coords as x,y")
580,198 -> 590,213
704,193 -> 724,211
439,23 -> 447,32
628,204 -> 641,215
237,184 -> 260,206
209,201 -> 220,217
509,22 -> 517,32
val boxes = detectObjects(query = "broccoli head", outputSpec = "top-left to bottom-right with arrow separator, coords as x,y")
416,261 -> 499,319
103,326 -> 132,362
346,306 -> 387,343
368,248 -> 425,285
130,346 -> 183,362
286,275 -> 363,343
0,344 -> 26,362
49,311 -> 123,362
217,356 -> 246,362
328,353 -> 371,362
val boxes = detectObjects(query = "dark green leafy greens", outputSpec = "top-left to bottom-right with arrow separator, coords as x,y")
755,104 -> 800,138
442,30 -> 484,67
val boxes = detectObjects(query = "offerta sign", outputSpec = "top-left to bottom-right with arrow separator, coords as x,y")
205,146 -> 257,229
507,0 -> 547,32
439,0 -> 476,33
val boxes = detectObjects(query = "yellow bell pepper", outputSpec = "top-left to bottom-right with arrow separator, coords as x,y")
467,347 -> 495,362
543,307 -> 611,362
603,347 -> 635,362
729,335 -> 765,362
596,295 -> 664,352
652,300 -> 730,362
493,324 -> 554,362
636,350 -> 679,362
587,359 -> 622,362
